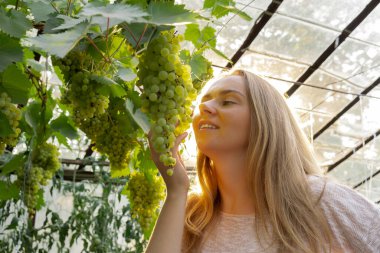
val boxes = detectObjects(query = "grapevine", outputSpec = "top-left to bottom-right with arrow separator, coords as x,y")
125,171 -> 165,232
137,30 -> 198,175
0,92 -> 22,154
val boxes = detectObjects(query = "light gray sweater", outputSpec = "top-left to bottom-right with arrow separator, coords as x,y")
199,176 -> 380,253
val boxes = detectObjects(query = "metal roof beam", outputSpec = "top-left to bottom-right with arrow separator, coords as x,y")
353,169 -> 380,189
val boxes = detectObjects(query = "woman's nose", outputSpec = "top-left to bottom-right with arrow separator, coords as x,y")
199,101 -> 217,115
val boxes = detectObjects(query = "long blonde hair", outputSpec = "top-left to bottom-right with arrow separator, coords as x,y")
182,69 -> 333,252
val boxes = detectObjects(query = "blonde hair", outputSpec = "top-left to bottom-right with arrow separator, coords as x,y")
182,69 -> 333,252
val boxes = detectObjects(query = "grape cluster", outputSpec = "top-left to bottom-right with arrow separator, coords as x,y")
125,171 -> 165,232
17,143 -> 61,214
0,92 -> 21,154
137,30 -> 197,174
54,51 -> 109,124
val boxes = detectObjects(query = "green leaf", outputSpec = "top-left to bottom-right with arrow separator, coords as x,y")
91,75 -> 127,97
122,23 -> 171,48
227,6 -> 252,21
81,3 -> 147,25
117,67 -> 136,82
147,2 -> 198,25
125,99 -> 150,134
26,1 -> 57,23
51,114 -> 79,140
0,153 -> 25,176
0,33 -> 23,72
0,111 -> 13,137
53,15 -> 87,31
0,181 -> 19,200
35,188 -> 45,210
0,8 -> 32,38
1,64 -> 32,105
6,217 -> 19,230
25,101 -> 41,133
184,24 -> 216,49
24,21 -> 90,58
189,53 -> 209,81
54,132 -> 71,150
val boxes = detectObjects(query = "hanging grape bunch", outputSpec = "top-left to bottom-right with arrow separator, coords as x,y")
53,50 -> 109,128
137,30 -> 197,176
125,171 -> 165,231
0,92 -> 22,154
16,142 -> 61,214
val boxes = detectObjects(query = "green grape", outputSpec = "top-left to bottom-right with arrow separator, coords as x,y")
0,92 -> 22,154
137,30 -> 209,174
125,171 -> 165,231
16,142 -> 61,215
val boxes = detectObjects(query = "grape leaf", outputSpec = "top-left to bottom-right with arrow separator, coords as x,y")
125,99 -> 150,134
189,53 -> 209,81
24,21 -> 90,58
0,181 -> 19,201
91,75 -> 127,97
1,64 -> 32,105
0,153 -> 25,176
117,67 -> 137,82
0,33 -> 23,72
51,114 -> 79,140
81,3 -> 147,24
26,0 -> 57,23
0,111 -> 13,137
147,2 -> 198,25
184,24 -> 216,49
203,0 -> 251,20
0,8 -> 32,38
53,15 -> 87,30
25,101 -> 41,133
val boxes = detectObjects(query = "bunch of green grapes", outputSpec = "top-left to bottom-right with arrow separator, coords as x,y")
125,171 -> 165,231
17,143 -> 61,214
0,92 -> 21,154
54,51 -> 109,124
137,30 -> 197,175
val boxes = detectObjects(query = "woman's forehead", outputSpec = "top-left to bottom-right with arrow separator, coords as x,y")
205,75 -> 246,94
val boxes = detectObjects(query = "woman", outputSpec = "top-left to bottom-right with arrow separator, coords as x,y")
145,69 -> 380,253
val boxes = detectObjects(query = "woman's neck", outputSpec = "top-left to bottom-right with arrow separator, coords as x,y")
210,152 -> 255,215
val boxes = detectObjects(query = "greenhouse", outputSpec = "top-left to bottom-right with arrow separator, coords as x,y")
0,0 -> 379,252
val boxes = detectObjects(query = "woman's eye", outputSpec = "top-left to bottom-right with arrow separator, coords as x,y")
222,100 -> 235,106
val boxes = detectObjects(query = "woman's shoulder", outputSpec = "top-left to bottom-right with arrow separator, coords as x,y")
307,174 -> 380,252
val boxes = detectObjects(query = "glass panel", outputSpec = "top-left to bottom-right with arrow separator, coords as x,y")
350,4 -> 380,46
249,14 -> 339,64
321,38 -> 380,88
291,70 -> 363,133
235,51 -> 307,94
277,0 -> 371,31
328,136 -> 380,187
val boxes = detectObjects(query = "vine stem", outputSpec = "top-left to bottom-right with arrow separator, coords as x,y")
86,36 -> 110,63
105,18 -> 110,57
135,24 -> 148,49
123,24 -> 138,44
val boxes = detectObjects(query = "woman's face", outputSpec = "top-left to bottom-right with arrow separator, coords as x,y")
192,75 -> 251,156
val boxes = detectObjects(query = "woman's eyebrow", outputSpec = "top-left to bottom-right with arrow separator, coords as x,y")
201,89 -> 245,102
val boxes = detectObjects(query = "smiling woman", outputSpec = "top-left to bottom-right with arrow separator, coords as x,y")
145,69 -> 380,253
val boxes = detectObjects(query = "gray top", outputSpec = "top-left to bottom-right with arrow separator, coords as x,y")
199,176 -> 380,253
